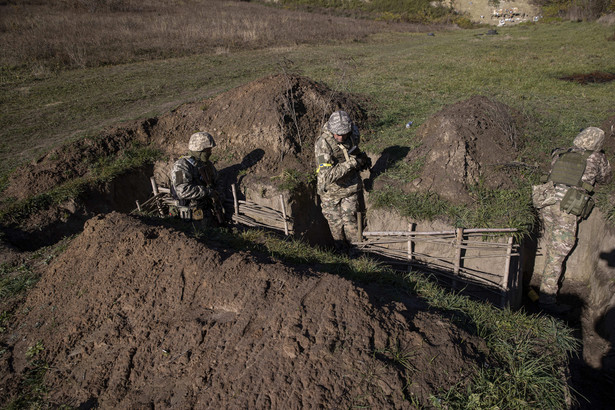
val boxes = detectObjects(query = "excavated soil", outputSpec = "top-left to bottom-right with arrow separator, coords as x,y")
376,95 -> 523,204
0,74 -> 368,248
0,213 -> 487,408
2,74 -> 367,204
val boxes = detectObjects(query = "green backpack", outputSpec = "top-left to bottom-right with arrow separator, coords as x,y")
548,149 -> 594,217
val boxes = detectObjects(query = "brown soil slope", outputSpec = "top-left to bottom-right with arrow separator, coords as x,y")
1,213 -> 487,408
404,95 -> 522,203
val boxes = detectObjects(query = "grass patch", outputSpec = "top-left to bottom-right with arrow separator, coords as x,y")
370,181 -> 536,235
4,342 -> 48,410
275,0 -> 464,24
0,264 -> 40,300
0,238 -> 72,303
270,168 -> 317,193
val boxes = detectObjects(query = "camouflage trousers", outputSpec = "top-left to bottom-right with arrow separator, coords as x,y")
538,203 -> 578,304
320,192 -> 359,245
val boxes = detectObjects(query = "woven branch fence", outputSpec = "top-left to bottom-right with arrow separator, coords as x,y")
352,214 -> 521,308
134,179 -> 292,236
137,178 -> 520,307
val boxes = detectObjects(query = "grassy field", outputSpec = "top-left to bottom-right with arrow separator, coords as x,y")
2,6 -> 614,225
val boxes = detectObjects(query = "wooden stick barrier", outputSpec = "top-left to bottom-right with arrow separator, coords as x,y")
355,222 -> 519,306
232,184 -> 239,217
280,194 -> 289,236
357,212 -> 363,243
149,177 -> 165,217
227,184 -> 292,236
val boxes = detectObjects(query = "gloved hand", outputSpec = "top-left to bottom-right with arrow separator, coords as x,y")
356,152 -> 372,171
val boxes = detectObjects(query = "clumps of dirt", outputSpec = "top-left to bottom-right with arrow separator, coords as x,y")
560,71 -> 615,85
400,95 -> 523,204
0,213 -> 487,408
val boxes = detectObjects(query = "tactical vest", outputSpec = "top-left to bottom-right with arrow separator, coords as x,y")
548,150 -> 592,188
548,149 -> 595,217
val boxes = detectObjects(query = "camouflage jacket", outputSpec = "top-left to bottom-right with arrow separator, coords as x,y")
550,148 -> 611,201
314,125 -> 361,200
170,156 -> 218,201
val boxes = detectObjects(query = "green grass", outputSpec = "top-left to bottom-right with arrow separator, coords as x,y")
0,238 -> 72,303
370,182 -> 537,235
274,0 -> 469,24
5,342 -> 48,410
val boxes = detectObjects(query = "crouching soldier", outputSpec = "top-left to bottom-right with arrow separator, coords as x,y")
532,127 -> 611,313
315,110 -> 371,251
170,131 -> 225,225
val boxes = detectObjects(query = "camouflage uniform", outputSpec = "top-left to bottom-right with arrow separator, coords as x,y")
170,156 -> 218,202
538,127 -> 612,305
170,132 -> 222,222
315,111 -> 365,247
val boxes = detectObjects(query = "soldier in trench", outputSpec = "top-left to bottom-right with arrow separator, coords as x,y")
532,127 -> 611,313
314,110 -> 371,251
170,131 -> 225,225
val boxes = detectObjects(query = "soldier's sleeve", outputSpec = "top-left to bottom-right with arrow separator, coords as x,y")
584,152 -> 612,185
171,159 -> 208,200
315,135 -> 357,187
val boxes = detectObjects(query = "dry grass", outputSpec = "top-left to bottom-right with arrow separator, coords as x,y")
0,0 -> 438,73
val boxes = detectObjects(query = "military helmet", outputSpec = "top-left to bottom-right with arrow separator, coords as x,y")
326,111 -> 352,135
573,127 -> 605,151
188,132 -> 216,151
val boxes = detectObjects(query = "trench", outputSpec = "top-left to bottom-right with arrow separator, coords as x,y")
2,157 -> 614,406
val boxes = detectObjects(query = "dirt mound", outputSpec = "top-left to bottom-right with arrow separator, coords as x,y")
1,122 -> 153,202
2,74 -> 366,203
401,95 -> 522,203
0,213 -> 487,408
202,74 -> 368,177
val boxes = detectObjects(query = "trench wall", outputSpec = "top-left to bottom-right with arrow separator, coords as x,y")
532,208 -> 615,371
364,206 -> 522,308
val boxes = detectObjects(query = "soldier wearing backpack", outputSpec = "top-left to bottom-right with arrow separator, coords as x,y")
532,127 -> 611,313
170,132 -> 225,225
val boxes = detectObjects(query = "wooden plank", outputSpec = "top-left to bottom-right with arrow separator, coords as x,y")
501,236 -> 514,307
279,194 -> 289,236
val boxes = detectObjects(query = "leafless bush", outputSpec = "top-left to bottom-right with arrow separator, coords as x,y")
0,0 -> 438,72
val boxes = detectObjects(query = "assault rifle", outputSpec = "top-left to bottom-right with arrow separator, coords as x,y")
198,165 -> 225,225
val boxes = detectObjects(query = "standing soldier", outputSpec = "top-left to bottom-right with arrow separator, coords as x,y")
170,131 -> 225,224
533,127 -> 611,312
315,111 -> 371,251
